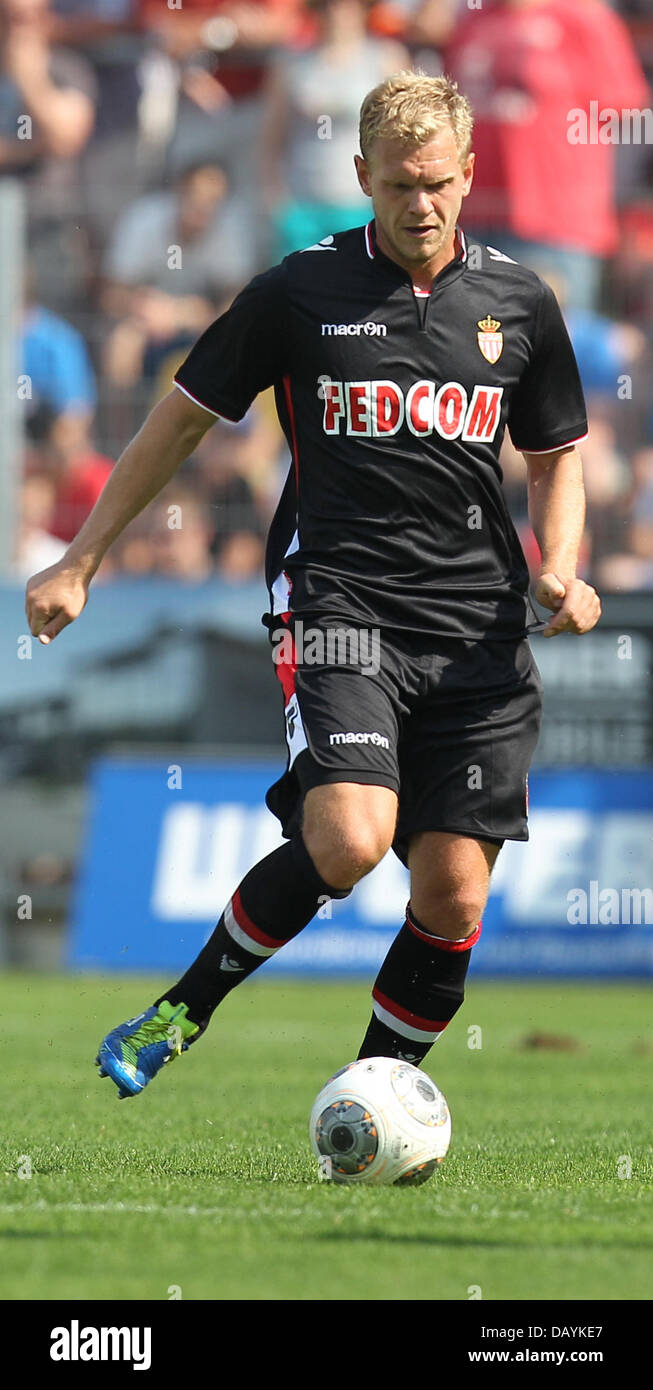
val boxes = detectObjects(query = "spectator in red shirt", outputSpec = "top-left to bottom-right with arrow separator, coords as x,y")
446,0 -> 650,308
35,408 -> 114,543
51,459 -> 113,543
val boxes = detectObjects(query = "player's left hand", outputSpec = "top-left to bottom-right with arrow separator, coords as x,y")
534,572 -> 602,638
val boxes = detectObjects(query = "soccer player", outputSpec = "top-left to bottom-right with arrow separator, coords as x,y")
26,72 -> 601,1097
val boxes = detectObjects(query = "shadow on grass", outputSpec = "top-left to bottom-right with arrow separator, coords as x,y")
0,1229 -> 89,1240
315,1229 -> 653,1251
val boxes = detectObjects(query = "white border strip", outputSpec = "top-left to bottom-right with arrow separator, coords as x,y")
173,379 -> 223,418
520,432 -> 589,455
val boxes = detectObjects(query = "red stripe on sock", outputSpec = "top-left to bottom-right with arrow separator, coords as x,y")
231,888 -> 291,949
372,986 -> 449,1035
405,906 -> 482,952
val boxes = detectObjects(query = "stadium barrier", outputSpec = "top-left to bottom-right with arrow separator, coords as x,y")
2,586 -> 652,770
70,757 -> 653,978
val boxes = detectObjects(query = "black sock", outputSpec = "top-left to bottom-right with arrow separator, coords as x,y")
155,833 -> 350,1034
357,902 -> 481,1064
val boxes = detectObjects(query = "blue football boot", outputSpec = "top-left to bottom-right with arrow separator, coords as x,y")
95,1000 -> 199,1099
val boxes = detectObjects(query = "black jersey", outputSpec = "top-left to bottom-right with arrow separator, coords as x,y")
174,223 -> 588,639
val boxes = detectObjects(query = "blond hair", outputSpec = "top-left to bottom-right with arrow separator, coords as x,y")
359,71 -> 474,165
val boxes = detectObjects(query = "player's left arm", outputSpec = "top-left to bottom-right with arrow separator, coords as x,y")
524,445 -> 601,638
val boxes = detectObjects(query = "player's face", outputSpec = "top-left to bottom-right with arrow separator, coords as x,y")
354,128 -> 474,278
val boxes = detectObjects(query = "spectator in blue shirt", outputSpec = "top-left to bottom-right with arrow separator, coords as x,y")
21,298 -> 97,435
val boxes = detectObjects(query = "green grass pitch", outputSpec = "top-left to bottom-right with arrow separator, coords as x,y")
0,972 -> 652,1302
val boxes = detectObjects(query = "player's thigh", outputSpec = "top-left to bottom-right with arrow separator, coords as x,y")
408,830 -> 501,937
303,780 -> 398,877
394,643 -> 542,867
268,616 -> 406,882
291,648 -> 402,875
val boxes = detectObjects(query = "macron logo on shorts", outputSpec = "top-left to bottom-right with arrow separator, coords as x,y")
329,730 -> 390,749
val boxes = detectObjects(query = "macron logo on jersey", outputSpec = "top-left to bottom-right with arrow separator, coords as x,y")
321,322 -> 387,337
321,378 -> 504,443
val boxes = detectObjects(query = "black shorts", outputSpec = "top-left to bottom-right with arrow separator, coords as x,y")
264,614 -> 543,868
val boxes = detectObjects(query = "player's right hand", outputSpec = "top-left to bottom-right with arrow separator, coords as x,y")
25,562 -> 90,645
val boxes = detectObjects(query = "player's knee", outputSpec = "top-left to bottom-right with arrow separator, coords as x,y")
413,887 -> 486,939
303,819 -> 391,891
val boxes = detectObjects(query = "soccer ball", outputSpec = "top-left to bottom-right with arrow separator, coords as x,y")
309,1056 -> 451,1186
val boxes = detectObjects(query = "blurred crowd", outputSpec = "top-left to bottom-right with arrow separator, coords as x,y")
5,0 -> 653,590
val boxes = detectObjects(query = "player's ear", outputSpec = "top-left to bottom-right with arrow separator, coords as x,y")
461,150 -> 475,198
354,154 -> 372,197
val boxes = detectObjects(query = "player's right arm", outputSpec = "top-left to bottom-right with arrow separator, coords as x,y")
27,260 -> 291,643
25,386 -> 215,644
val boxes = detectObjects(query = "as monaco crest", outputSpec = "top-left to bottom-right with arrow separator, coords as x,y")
477,315 -> 503,365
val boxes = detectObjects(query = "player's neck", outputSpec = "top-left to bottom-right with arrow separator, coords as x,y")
375,225 -> 460,293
